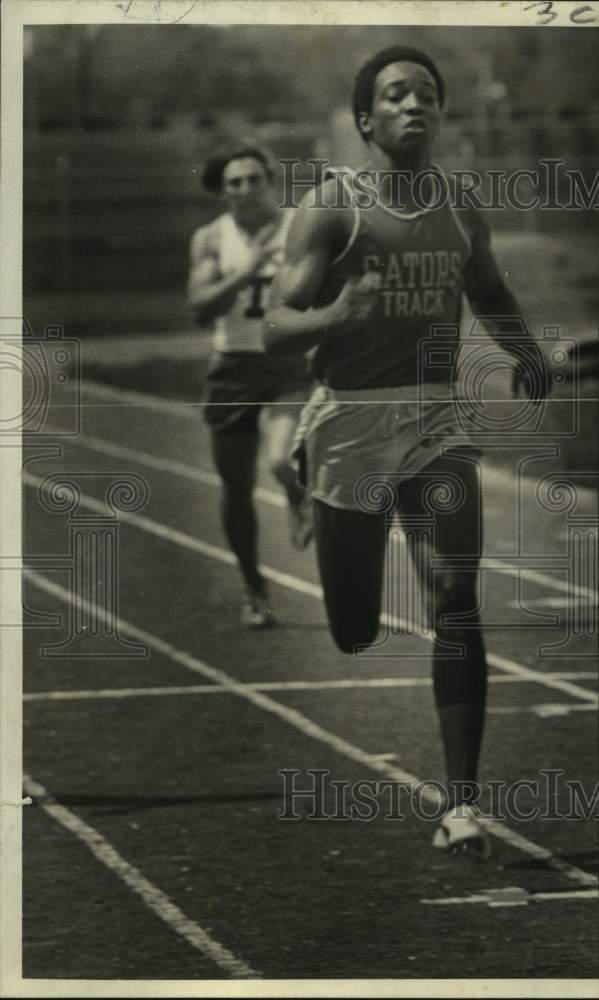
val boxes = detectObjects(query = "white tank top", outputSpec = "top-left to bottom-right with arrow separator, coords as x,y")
213,210 -> 292,354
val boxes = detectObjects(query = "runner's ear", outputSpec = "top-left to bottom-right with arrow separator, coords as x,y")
358,111 -> 372,140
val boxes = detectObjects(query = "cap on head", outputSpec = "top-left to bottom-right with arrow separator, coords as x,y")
352,46 -> 445,141
201,142 -> 276,193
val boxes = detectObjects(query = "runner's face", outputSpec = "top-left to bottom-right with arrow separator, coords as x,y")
222,157 -> 273,220
361,61 -> 441,159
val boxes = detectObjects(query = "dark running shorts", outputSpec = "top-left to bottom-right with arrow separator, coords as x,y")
203,351 -> 313,433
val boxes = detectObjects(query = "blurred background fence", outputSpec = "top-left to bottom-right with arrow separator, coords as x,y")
23,24 -> 599,336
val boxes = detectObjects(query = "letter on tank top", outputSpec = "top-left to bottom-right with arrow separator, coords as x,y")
213,210 -> 292,354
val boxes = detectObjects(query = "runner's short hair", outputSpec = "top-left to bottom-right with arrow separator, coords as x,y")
201,143 -> 276,193
352,46 -> 445,141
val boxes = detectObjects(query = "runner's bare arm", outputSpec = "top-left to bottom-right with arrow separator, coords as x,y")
187,223 -> 274,324
264,186 -> 379,355
464,213 -> 550,398
263,192 -> 337,354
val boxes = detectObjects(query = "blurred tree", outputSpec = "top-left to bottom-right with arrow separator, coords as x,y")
26,24 -> 598,130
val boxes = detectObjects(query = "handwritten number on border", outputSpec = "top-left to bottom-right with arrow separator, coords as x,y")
524,1 -> 597,23
570,5 -> 597,22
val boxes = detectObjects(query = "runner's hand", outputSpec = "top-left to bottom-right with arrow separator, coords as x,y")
325,272 -> 382,335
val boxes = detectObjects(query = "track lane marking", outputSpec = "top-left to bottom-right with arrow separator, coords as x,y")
23,471 -> 598,706
472,651 -> 598,705
80,379 -> 198,417
488,703 -> 597,717
79,379 -> 599,422
22,773 -> 259,978
24,569 -> 598,890
45,425 -> 286,509
23,674 -> 598,703
43,420 -> 598,603
422,886 -> 598,907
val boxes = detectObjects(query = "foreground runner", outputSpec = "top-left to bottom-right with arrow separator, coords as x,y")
189,143 -> 312,628
265,47 -> 550,854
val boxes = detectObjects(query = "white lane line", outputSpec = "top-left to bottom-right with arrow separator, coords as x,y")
80,379 -> 198,417
23,471 -> 598,707
23,674 -> 599,704
24,569 -> 598,890
481,651 -> 597,705
78,378 -> 598,515
510,596 -> 597,610
45,424 -> 286,509
487,703 -> 597,718
24,685 -> 222,701
482,462 -> 597,508
422,886 -> 598,908
22,773 -> 259,979
44,420 -> 598,603
482,559 -> 596,602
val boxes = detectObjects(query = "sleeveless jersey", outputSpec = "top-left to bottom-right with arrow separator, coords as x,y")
212,210 -> 292,354
311,167 -> 473,389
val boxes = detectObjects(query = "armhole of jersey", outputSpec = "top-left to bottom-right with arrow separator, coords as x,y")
435,166 -> 472,258
191,218 -> 222,279
206,215 -> 224,271
449,205 -> 472,257
280,207 -> 295,239
327,166 -> 361,269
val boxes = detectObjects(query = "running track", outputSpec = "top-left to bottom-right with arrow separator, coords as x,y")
20,379 -> 598,984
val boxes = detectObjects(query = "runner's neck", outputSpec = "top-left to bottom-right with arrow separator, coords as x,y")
360,156 -> 439,213
232,205 -> 280,237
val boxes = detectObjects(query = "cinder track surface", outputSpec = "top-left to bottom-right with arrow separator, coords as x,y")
22,380 -> 598,982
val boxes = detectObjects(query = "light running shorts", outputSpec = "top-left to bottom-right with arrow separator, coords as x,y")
293,383 -> 480,512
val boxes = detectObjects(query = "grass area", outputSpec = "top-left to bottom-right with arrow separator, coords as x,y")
25,227 -> 599,340
490,229 -> 598,341
85,355 -> 208,401
67,229 -> 596,488
80,351 -> 595,489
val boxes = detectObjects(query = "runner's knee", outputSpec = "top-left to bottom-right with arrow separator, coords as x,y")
269,454 -> 293,483
314,501 -> 386,654
432,572 -> 478,641
330,617 -> 379,655
432,572 -> 486,707
326,598 -> 381,654
217,468 -> 255,499
212,436 -> 257,494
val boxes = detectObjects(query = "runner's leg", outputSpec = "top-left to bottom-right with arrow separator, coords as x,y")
211,427 -> 264,594
267,401 -> 313,548
398,452 -> 487,807
266,403 -> 305,508
313,500 -> 388,654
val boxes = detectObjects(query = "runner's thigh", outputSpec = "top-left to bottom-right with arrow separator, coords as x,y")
397,452 -> 482,559
313,500 -> 388,652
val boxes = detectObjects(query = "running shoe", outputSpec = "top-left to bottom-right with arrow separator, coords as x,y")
288,494 -> 313,550
240,588 -> 274,628
432,802 -> 492,860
